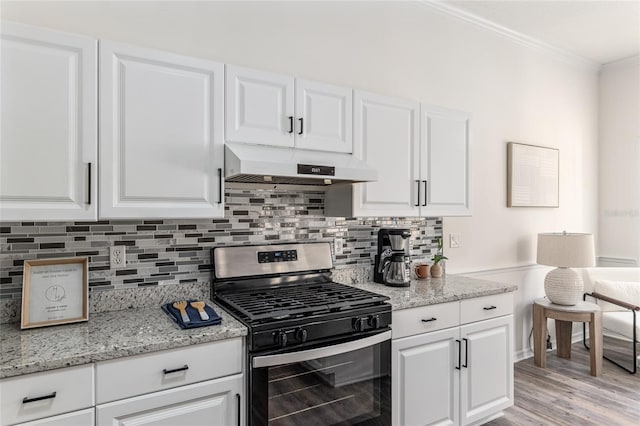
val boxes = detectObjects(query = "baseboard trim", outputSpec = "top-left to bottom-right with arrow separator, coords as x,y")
516,331 -> 584,362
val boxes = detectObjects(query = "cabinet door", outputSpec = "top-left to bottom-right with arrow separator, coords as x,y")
460,315 -> 513,425
96,374 -> 243,426
420,105 -> 471,216
392,328 -> 459,426
226,65 -> 294,147
100,41 -> 224,218
352,91 -> 420,217
0,22 -> 97,221
295,79 -> 352,153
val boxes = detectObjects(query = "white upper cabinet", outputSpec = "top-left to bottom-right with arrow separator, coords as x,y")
295,79 -> 352,153
0,22 -> 97,221
100,41 -> 224,219
325,91 -> 419,217
326,95 -> 471,218
421,105 -> 471,216
225,65 -> 294,148
226,66 -> 353,153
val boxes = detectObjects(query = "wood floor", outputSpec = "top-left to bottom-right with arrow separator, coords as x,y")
486,340 -> 640,426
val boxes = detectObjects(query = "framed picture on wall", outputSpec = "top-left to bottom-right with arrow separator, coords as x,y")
21,257 -> 89,329
507,142 -> 559,207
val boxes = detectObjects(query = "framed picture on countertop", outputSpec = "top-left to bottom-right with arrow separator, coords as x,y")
21,257 -> 89,329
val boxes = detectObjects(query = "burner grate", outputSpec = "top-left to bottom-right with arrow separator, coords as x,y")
217,281 -> 388,322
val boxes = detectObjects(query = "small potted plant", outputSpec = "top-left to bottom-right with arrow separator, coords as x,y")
430,237 -> 448,278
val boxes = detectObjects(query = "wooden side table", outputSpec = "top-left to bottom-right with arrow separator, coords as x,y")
533,297 -> 603,376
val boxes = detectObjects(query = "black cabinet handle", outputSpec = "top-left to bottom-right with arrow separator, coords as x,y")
288,116 -> 294,134
483,306 -> 497,311
455,339 -> 461,370
236,393 -> 241,426
217,168 -> 223,204
298,117 -> 304,135
86,163 -> 92,205
415,180 -> 420,206
422,180 -> 427,206
462,338 -> 469,368
163,364 -> 189,375
421,317 -> 437,323
23,392 -> 56,404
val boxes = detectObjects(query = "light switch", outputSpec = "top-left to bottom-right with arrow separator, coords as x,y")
449,233 -> 461,248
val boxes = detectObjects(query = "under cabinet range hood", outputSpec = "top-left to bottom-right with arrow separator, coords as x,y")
224,142 -> 378,185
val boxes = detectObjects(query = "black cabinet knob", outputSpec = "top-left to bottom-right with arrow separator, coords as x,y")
296,328 -> 308,343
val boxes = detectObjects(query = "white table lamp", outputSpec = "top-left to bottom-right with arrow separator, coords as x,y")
537,232 -> 595,305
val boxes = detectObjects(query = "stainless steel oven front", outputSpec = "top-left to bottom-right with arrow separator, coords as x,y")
249,330 -> 391,426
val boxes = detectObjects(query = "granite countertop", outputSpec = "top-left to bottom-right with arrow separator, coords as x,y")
343,274 -> 518,310
0,302 -> 247,380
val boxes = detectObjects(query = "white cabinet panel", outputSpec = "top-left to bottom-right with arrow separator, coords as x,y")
421,105 -> 471,216
295,79 -> 352,153
96,374 -> 242,426
16,408 -> 94,426
350,91 -> 420,217
225,65 -> 294,147
100,41 -> 224,218
460,316 -> 513,425
96,338 -> 242,404
393,327 -> 459,426
0,22 -> 97,221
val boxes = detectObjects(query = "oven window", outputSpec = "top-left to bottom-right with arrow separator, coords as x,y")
253,341 -> 390,426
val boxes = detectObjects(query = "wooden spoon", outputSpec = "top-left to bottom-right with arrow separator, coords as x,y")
173,300 -> 190,323
190,301 -> 210,321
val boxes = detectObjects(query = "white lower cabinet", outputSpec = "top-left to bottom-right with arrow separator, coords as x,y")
96,374 -> 242,426
392,294 -> 514,426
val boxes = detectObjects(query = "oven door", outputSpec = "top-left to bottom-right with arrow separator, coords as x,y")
250,330 -> 391,426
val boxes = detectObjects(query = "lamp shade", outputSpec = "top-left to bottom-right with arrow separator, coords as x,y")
537,232 -> 595,268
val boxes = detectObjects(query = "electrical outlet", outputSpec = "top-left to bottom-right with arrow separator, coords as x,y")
110,246 -> 126,269
334,237 -> 344,255
449,233 -> 461,248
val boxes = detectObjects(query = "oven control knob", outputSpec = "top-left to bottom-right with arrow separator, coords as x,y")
275,331 -> 288,348
369,314 -> 381,329
296,328 -> 308,343
354,317 -> 368,332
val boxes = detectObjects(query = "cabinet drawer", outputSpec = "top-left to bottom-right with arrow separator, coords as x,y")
0,364 -> 94,426
460,292 -> 513,324
392,301 -> 460,339
96,374 -> 242,426
16,408 -> 94,426
96,338 -> 242,404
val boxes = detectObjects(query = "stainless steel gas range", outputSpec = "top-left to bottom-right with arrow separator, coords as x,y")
212,242 -> 391,426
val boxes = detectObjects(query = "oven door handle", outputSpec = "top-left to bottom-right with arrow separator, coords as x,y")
252,330 -> 392,368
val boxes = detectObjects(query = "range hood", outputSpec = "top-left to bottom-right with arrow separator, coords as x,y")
224,142 -> 377,185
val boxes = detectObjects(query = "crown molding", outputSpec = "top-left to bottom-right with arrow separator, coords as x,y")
418,1 -> 601,72
601,54 -> 640,70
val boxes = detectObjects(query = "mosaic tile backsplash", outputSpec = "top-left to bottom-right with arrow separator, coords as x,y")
1,185 -> 442,320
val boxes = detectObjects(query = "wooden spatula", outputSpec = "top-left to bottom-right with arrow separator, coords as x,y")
190,301 -> 210,320
173,301 -> 190,323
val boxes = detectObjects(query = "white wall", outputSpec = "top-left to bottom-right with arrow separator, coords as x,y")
598,57 -> 640,266
1,1 -> 600,358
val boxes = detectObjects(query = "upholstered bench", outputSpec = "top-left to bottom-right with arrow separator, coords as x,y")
581,267 -> 640,373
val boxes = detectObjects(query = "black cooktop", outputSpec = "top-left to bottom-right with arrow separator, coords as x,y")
216,281 -> 389,323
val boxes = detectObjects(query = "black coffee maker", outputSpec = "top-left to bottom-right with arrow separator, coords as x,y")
374,228 -> 411,287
